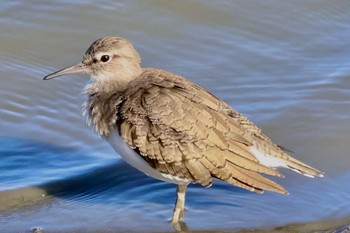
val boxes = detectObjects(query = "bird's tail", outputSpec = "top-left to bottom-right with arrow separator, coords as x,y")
249,146 -> 324,178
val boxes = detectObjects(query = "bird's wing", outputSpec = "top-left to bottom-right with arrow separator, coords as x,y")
118,69 -> 316,194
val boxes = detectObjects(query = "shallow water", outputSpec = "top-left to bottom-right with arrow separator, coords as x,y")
1,1 -> 350,232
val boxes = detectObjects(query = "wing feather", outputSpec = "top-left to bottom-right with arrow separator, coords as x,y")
116,68 -> 322,194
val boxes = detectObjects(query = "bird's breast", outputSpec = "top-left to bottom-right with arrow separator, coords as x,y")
105,129 -> 190,185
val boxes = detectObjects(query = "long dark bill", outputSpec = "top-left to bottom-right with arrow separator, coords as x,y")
43,63 -> 86,80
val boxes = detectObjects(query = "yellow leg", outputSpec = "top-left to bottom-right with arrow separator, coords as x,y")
171,184 -> 188,225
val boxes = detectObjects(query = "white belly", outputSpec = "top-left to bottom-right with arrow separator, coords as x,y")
105,130 -> 190,185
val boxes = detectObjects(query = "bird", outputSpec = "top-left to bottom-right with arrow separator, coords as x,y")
43,36 -> 323,227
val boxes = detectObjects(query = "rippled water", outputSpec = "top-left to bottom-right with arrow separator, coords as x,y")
1,1 -> 350,232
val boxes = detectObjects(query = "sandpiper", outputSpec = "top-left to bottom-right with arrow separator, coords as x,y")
44,36 -> 323,226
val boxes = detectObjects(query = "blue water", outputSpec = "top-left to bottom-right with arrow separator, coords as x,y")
1,1 -> 350,232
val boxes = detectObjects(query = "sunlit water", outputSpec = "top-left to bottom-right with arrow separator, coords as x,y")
1,1 -> 350,232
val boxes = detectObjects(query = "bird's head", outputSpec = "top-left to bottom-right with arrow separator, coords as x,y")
44,36 -> 142,86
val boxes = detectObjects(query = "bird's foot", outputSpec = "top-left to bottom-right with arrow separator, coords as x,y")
171,218 -> 188,232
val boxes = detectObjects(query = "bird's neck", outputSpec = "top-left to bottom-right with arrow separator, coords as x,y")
83,68 -> 141,137
83,64 -> 143,136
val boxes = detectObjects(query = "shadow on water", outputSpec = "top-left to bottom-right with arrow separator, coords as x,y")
1,137 -> 350,233
0,136 -> 174,206
0,136 -> 247,203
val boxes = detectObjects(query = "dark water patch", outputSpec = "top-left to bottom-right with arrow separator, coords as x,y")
0,136 -> 109,191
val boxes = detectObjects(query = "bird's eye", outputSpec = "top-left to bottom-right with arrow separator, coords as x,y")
100,55 -> 110,63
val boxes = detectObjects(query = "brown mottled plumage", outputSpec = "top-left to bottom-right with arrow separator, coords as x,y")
44,36 -> 323,228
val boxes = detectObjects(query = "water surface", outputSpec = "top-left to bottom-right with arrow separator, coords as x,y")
1,1 -> 350,232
